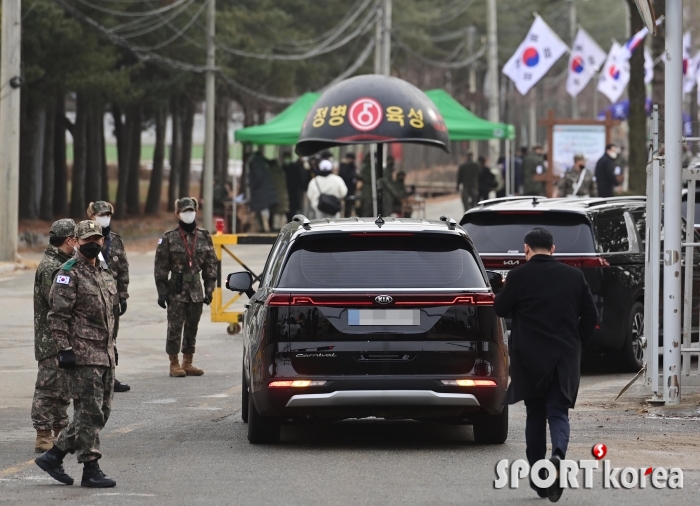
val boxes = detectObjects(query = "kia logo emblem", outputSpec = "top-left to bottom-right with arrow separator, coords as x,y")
375,295 -> 393,304
504,260 -> 520,265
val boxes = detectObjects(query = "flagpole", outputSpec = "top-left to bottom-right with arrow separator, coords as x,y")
593,73 -> 599,118
569,0 -> 579,118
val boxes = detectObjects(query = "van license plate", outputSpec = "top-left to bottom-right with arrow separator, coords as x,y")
348,309 -> 420,326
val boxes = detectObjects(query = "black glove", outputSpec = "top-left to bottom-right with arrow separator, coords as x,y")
158,295 -> 168,309
115,347 -> 119,366
119,298 -> 127,316
58,349 -> 76,369
203,293 -> 212,305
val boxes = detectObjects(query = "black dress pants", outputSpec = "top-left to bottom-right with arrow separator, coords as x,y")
524,372 -> 571,465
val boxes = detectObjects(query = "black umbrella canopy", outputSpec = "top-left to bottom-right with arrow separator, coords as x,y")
295,75 -> 450,156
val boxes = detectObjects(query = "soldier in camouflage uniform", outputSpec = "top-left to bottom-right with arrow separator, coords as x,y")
154,197 -> 217,377
559,154 -> 598,198
32,219 -> 76,453
87,201 -> 130,392
35,221 -> 117,488
522,145 -> 547,196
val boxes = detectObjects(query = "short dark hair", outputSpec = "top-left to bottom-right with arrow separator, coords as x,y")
49,236 -> 67,247
520,146 -> 528,155
606,143 -> 617,151
345,152 -> 356,160
321,150 -> 332,159
524,227 -> 553,251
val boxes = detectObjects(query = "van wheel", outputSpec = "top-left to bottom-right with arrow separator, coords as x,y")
241,365 -> 249,424
247,394 -> 280,444
620,302 -> 644,372
473,405 -> 508,444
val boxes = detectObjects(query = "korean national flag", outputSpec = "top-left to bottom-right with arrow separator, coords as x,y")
502,16 -> 568,96
566,28 -> 607,97
683,32 -> 696,94
597,42 -> 630,103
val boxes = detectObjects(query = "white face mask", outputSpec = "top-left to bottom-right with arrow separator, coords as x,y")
179,211 -> 196,224
95,215 -> 111,228
608,150 -> 618,160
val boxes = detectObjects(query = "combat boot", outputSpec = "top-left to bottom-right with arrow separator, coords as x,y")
35,446 -> 74,485
81,461 -> 116,488
34,430 -> 53,453
52,426 -> 65,440
181,354 -> 204,376
169,355 -> 186,377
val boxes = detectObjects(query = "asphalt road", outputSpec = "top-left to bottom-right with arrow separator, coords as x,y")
2,206 -> 700,505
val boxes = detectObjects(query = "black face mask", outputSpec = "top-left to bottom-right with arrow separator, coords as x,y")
179,220 -> 197,232
79,242 -> 102,259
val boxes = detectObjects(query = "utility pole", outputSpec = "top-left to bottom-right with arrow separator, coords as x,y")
486,0 -> 500,161
569,0 -> 578,119
0,0 -> 21,262
374,0 -> 382,74
381,0 -> 392,76
467,27 -> 477,94
202,0 -> 216,231
663,0 -> 683,406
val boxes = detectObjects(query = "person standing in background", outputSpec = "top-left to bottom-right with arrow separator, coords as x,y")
269,158 -> 289,229
456,151 -> 480,211
248,149 -> 278,232
87,202 -> 130,393
594,144 -> 621,198
560,154 -> 597,198
32,219 -> 76,453
306,159 -> 348,219
339,152 -> 358,217
478,156 -> 496,202
282,151 -> 304,222
522,145 -> 546,196
154,198 -> 218,378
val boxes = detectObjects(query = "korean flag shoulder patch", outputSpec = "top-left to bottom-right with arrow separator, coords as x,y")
56,275 -> 71,285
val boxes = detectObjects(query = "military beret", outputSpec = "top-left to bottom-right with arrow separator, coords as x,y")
74,220 -> 104,240
176,197 -> 198,212
49,219 -> 76,238
87,201 -> 114,216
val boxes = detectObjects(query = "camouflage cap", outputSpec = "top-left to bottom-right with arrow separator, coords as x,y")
49,219 -> 76,238
74,220 -> 104,240
573,153 -> 586,162
87,201 -> 114,216
176,197 -> 198,212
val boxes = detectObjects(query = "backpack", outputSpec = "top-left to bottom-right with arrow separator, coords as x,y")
314,177 -> 342,215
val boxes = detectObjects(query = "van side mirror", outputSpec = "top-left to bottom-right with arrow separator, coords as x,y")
486,270 -> 504,294
226,271 -> 255,298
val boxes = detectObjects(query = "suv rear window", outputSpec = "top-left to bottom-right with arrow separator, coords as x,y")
277,233 -> 486,289
461,212 -> 596,254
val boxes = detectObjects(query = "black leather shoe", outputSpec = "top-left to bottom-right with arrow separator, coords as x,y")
113,379 -> 130,392
529,476 -> 548,498
35,452 -> 74,485
81,463 -> 116,488
547,456 -> 564,502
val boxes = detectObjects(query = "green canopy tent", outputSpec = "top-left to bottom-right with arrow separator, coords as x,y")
423,89 -> 514,141
234,92 -> 320,145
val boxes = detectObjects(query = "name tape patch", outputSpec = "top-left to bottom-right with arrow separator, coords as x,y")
56,275 -> 71,285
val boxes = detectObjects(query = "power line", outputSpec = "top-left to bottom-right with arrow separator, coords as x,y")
131,0 -> 209,51
393,35 -> 486,69
114,0 -> 198,38
75,0 -> 192,17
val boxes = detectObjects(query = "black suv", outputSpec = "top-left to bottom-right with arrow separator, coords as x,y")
460,196 -> 700,372
226,216 -> 508,444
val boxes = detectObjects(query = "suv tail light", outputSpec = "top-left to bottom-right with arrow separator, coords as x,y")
558,257 -> 610,268
265,293 -> 494,307
441,379 -> 497,387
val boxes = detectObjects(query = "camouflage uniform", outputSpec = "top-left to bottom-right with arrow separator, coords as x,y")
49,221 -> 117,463
522,151 -> 546,196
559,167 -> 598,198
154,198 -> 218,356
32,219 -> 75,432
88,201 -> 129,341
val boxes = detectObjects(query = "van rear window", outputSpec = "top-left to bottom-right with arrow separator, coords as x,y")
461,212 -> 596,254
277,233 -> 486,289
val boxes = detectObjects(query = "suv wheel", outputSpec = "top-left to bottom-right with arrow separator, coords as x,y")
473,405 -> 508,444
241,363 -> 249,424
620,301 -> 644,372
247,393 -> 280,444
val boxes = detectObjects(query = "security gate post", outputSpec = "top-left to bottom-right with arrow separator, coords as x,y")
662,0 -> 683,405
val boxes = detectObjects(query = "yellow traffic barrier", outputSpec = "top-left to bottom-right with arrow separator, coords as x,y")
211,233 -> 277,335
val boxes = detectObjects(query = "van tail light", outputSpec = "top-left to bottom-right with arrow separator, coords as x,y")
268,380 -> 327,388
266,293 -> 495,307
558,257 -> 610,268
441,379 -> 497,387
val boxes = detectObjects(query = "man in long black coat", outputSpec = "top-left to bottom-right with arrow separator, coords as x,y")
594,144 -> 622,198
494,227 -> 597,500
